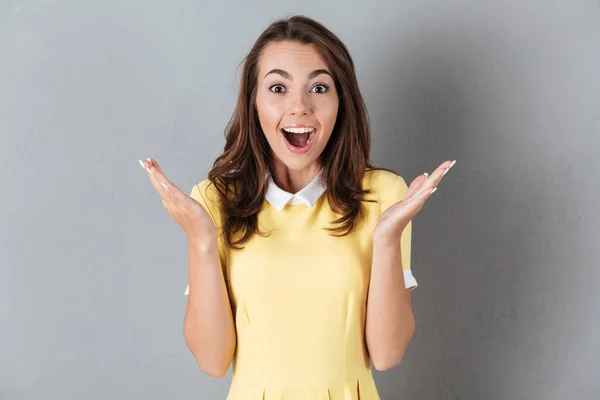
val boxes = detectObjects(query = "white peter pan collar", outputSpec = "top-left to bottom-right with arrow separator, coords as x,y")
264,168 -> 326,212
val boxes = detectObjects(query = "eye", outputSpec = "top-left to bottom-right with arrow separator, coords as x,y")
269,84 -> 285,94
268,83 -> 331,94
311,83 -> 330,93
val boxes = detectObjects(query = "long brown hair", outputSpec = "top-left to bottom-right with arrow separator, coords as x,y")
206,15 -> 395,250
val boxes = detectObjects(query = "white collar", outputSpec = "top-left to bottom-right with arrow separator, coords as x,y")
264,168 -> 326,212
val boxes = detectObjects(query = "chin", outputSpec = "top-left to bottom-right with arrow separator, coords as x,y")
276,154 -> 320,172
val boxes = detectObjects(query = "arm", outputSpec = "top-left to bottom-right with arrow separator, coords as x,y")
139,160 -> 235,378
364,160 -> 453,371
365,233 -> 416,371
183,237 -> 236,378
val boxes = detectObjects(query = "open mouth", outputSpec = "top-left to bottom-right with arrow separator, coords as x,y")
280,128 -> 315,149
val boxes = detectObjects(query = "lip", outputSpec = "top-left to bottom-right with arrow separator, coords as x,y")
281,124 -> 316,129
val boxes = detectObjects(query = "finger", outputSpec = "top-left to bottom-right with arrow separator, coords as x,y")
145,161 -> 188,205
429,160 -> 453,180
418,183 -> 437,198
141,159 -> 174,202
151,168 -> 177,202
405,161 -> 449,201
160,178 -> 186,200
442,159 -> 456,176
146,157 -> 160,172
423,159 -> 455,187
144,158 -> 174,197
141,157 -> 162,176
405,173 -> 429,198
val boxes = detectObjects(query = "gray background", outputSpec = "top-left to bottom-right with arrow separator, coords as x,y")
1,0 -> 598,399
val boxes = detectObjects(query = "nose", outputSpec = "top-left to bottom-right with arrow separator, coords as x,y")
286,90 -> 311,116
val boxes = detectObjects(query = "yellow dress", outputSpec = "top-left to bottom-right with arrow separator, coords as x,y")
184,169 -> 417,399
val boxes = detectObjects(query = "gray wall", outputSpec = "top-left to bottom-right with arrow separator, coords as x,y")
1,1 -> 598,399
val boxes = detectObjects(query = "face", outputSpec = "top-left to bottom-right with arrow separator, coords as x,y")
255,41 -> 339,178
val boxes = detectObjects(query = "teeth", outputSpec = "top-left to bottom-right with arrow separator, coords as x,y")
282,127 -> 315,134
281,128 -> 315,147
281,127 -> 316,147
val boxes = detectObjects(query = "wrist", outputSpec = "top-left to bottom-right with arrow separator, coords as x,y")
373,232 -> 396,248
373,222 -> 407,247
187,234 -> 218,252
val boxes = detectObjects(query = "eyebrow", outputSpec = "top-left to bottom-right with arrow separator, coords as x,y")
263,68 -> 332,81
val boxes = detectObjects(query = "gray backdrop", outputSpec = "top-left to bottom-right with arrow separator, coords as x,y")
1,0 -> 598,399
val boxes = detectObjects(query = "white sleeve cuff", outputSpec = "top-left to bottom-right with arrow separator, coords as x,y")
404,269 -> 418,291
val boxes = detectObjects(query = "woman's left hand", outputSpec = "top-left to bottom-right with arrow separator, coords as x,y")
373,160 -> 456,245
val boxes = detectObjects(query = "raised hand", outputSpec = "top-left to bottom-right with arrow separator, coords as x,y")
138,157 -> 217,242
374,160 -> 456,245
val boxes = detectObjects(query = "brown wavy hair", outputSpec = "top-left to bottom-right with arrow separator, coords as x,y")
206,15 -> 395,250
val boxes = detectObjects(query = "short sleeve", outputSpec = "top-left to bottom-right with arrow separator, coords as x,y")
184,179 -> 228,297
384,175 -> 418,291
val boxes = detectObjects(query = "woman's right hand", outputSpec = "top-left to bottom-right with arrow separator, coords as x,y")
139,158 -> 218,243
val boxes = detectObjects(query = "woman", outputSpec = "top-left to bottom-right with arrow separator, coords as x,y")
139,15 -> 455,400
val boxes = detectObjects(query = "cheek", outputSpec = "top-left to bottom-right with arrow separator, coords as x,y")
257,92 -> 284,114
316,99 -> 339,129
256,99 -> 282,137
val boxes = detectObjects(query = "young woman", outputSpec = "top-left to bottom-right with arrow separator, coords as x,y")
139,15 -> 455,400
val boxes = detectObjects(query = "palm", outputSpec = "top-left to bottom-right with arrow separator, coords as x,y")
374,160 -> 455,243
139,157 -> 218,241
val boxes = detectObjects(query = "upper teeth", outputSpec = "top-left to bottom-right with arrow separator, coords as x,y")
282,127 -> 315,134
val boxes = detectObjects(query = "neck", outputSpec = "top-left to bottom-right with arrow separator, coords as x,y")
270,164 -> 322,194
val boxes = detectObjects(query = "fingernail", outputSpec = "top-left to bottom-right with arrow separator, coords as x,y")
431,187 -> 437,194
138,160 -> 153,175
423,172 -> 429,178
443,160 -> 456,176
162,182 -> 169,190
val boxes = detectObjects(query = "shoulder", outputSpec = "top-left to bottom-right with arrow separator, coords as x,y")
364,168 -> 408,199
189,178 -> 228,227
364,168 -> 402,186
363,169 -> 410,214
190,178 -> 219,203
190,176 -> 237,213
191,177 -> 235,203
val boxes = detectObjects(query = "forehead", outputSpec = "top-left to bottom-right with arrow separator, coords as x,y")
258,41 -> 329,75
